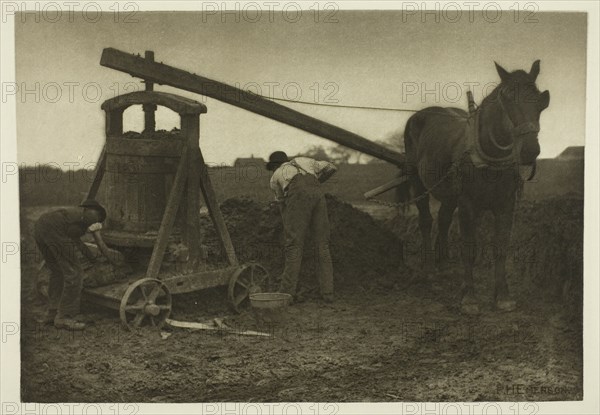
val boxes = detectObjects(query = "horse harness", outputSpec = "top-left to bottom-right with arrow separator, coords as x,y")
367,93 -> 536,209
467,88 -> 539,176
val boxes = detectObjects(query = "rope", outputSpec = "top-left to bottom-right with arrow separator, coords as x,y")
251,92 -> 474,118
265,95 -> 419,113
366,152 -> 468,209
367,188 -> 429,210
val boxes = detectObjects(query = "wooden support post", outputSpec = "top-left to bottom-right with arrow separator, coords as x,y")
85,146 -> 106,200
143,51 -> 157,133
146,146 -> 189,279
197,148 -> 239,266
181,114 -> 203,270
100,47 -> 405,166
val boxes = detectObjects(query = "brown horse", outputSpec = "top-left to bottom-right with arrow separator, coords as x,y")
400,61 -> 550,314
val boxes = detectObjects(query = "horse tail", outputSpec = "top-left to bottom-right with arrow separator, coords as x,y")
394,113 -> 425,214
403,110 -> 427,157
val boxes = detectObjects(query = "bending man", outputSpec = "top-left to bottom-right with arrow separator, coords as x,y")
266,151 -> 337,303
34,199 -> 107,330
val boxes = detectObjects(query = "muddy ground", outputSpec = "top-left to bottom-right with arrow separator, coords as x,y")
20,196 -> 583,402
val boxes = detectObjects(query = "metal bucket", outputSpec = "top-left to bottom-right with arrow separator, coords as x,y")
249,292 -> 292,327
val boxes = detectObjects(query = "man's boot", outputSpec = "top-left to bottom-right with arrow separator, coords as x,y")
54,317 -> 86,331
36,309 -> 57,325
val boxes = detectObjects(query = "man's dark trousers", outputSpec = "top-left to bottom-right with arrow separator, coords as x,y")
34,218 -> 84,319
278,173 -> 334,298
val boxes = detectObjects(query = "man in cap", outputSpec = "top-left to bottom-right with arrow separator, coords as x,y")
34,199 -> 107,330
266,151 -> 337,303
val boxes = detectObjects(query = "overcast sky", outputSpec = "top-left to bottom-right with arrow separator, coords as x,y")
15,9 -> 587,167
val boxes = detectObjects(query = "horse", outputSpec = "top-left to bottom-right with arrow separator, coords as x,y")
398,61 -> 550,314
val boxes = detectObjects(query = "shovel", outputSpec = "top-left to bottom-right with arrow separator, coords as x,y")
166,318 -> 272,337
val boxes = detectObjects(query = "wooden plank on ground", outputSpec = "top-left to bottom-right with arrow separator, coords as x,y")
166,318 -> 272,337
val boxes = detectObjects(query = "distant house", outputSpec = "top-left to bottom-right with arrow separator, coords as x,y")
233,155 -> 266,169
556,146 -> 584,161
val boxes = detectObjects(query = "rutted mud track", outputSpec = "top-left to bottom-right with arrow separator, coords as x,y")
20,196 -> 583,402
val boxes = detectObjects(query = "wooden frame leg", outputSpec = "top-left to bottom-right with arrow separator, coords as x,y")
146,146 -> 189,279
197,148 -> 238,266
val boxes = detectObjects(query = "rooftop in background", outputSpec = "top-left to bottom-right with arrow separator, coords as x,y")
556,146 -> 584,161
233,156 -> 266,168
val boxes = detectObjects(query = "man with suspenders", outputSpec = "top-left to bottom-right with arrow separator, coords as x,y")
266,151 -> 337,303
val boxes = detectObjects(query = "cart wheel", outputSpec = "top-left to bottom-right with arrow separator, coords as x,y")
119,278 -> 172,330
228,263 -> 270,313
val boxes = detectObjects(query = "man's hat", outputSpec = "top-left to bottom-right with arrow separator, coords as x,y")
79,199 -> 107,222
266,151 -> 289,171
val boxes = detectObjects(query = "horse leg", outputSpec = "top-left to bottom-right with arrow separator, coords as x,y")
414,180 -> 434,274
458,199 -> 480,315
493,207 -> 517,311
435,200 -> 457,270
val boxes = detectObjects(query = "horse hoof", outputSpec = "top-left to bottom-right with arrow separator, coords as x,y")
496,299 -> 517,312
460,302 -> 480,316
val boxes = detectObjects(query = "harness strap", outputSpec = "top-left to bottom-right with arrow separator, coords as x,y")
467,109 -> 515,169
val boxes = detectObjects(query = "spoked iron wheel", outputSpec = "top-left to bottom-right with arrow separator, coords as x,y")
228,263 -> 270,313
119,278 -> 172,330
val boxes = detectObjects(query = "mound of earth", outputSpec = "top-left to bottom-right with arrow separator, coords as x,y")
386,195 -> 583,312
199,194 -> 403,289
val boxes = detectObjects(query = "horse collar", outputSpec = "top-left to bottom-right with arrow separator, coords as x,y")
467,109 -> 516,169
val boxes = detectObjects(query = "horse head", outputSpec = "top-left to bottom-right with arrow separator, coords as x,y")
492,60 -> 550,165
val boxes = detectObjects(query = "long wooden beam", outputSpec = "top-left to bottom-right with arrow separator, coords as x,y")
100,48 -> 405,166
363,176 -> 409,199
